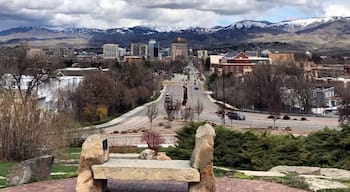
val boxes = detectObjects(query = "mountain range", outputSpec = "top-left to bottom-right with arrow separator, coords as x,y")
0,16 -> 349,51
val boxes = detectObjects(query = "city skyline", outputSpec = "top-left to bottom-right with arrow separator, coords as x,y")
0,0 -> 349,31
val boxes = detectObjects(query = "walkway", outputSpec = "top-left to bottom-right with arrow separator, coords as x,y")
0,178 -> 307,192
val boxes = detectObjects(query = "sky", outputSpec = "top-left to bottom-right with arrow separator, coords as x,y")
0,0 -> 349,31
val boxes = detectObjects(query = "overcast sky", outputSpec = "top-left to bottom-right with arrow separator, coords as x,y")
0,0 -> 349,30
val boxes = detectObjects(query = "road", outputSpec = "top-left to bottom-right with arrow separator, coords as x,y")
101,65 -> 339,134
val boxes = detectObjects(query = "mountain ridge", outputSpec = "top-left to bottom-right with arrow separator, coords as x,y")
0,16 -> 349,51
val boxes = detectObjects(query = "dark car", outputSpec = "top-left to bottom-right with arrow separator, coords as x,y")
227,111 -> 246,120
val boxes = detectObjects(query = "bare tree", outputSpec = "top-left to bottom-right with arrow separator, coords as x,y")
245,64 -> 284,111
0,43 -> 57,104
194,100 -> 204,121
74,72 -> 117,122
164,98 -> 180,127
183,106 -> 194,123
336,85 -> 350,124
146,103 -> 158,130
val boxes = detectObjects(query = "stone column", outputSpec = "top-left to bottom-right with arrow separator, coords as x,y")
76,134 -> 109,192
189,123 -> 216,192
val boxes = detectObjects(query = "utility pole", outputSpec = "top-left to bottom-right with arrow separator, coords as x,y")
222,69 -> 226,125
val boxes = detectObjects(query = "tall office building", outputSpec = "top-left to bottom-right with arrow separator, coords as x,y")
131,43 -> 148,57
171,37 -> 188,61
148,39 -> 159,59
103,44 -> 119,59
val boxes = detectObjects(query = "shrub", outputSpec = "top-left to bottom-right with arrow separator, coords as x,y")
282,115 -> 291,120
167,122 -> 350,170
113,130 -> 119,134
301,117 -> 307,121
95,105 -> 108,120
141,131 -> 164,155
0,95 -> 76,161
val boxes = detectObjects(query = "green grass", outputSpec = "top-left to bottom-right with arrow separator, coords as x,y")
0,162 -> 16,177
0,163 -> 15,188
56,147 -> 81,160
49,164 -> 78,180
214,168 -> 228,178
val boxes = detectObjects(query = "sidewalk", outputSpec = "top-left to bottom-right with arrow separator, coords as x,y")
0,178 -> 307,192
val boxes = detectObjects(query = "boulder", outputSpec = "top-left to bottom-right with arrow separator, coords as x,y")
189,123 -> 216,192
139,149 -> 155,160
270,166 -> 321,175
6,155 -> 54,186
76,134 -> 109,192
156,153 -> 171,160
320,168 -> 350,180
302,176 -> 348,191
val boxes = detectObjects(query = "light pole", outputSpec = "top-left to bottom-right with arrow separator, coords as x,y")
222,68 -> 226,125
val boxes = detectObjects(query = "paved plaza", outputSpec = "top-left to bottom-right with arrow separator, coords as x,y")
0,178 -> 307,192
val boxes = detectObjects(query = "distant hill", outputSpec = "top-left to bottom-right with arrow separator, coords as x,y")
0,16 -> 349,51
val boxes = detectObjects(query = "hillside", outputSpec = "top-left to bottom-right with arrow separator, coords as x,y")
0,17 -> 349,51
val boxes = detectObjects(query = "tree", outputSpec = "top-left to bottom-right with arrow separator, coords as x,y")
146,103 -> 158,130
284,64 -> 313,113
141,131 -> 164,155
194,100 -> 204,121
183,106 -> 194,123
336,84 -> 350,124
0,43 -> 56,104
245,64 -> 284,111
74,73 -> 117,122
164,98 -> 180,127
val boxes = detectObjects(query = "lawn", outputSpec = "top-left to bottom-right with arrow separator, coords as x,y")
0,147 -> 81,189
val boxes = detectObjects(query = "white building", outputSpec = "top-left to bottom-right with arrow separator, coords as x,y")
103,44 -> 119,59
1,67 -> 104,111
197,50 -> 208,60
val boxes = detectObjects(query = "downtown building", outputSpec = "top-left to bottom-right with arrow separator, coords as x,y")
148,39 -> 159,60
171,37 -> 188,61
131,43 -> 148,58
103,44 -> 119,59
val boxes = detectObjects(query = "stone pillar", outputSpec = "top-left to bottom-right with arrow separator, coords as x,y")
76,134 -> 109,192
189,123 -> 216,192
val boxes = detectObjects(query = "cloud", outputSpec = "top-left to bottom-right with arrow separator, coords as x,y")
0,0 -> 348,30
324,4 -> 350,17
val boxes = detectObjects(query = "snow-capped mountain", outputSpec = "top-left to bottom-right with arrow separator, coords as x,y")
224,20 -> 272,30
0,16 -> 349,51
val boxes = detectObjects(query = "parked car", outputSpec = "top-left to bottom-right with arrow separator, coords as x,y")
227,111 -> 246,120
165,93 -> 171,103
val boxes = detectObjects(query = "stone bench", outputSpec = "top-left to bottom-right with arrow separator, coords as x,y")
76,123 -> 216,192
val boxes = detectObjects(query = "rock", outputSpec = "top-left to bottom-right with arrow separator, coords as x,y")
76,134 -> 109,192
139,149 -> 155,160
302,176 -> 348,191
6,155 -> 54,186
157,153 -> 171,160
189,123 -> 216,192
320,168 -> 350,180
237,170 -> 286,177
270,166 -> 321,175
92,159 -> 200,182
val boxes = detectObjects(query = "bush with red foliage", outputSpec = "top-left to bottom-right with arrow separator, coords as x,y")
141,131 -> 164,155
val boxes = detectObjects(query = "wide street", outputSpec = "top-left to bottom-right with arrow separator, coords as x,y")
102,65 -> 339,135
